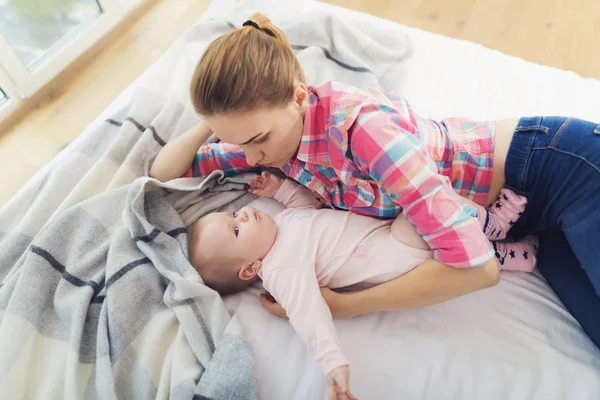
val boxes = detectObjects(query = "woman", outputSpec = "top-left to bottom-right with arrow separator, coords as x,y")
150,14 -> 600,351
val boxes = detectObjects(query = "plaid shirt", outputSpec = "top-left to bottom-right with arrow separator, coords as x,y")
184,82 -> 495,268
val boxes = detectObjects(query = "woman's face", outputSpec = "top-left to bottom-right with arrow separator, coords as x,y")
204,83 -> 309,168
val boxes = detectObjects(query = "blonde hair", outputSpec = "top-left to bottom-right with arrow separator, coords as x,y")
190,13 -> 306,116
188,219 -> 258,296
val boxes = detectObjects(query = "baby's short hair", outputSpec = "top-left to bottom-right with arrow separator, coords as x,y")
187,218 -> 258,296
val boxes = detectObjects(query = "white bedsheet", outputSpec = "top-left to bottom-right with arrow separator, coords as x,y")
211,1 -> 600,399
21,0 -> 600,398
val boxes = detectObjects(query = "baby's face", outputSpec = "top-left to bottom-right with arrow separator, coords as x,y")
195,206 -> 277,266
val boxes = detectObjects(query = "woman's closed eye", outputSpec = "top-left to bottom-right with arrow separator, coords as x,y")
253,133 -> 269,145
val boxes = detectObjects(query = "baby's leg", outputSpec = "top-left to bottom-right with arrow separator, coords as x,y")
493,236 -> 539,272
391,188 -> 526,248
458,189 -> 527,241
390,212 -> 538,272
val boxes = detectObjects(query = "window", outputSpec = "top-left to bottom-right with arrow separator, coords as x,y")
0,0 -> 104,71
0,0 -> 147,123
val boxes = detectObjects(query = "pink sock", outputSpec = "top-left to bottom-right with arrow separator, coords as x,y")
493,236 -> 539,272
476,188 -> 527,241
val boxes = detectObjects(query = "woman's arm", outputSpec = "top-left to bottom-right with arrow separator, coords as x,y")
350,107 -> 494,269
335,257 -> 499,317
150,121 -> 253,181
260,257 -> 500,318
149,121 -> 213,181
260,107 -> 501,318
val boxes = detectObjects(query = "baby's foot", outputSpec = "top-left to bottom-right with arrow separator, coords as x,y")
479,188 -> 527,241
493,236 -> 539,272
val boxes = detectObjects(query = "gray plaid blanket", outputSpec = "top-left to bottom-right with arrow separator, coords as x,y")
0,2 -> 410,398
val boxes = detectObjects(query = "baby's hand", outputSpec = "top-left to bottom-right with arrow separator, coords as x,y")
327,365 -> 358,400
248,172 -> 284,198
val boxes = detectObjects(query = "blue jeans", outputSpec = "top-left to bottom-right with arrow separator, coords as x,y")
505,116 -> 600,349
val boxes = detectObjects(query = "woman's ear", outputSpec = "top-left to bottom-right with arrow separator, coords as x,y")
293,82 -> 309,112
238,260 -> 262,281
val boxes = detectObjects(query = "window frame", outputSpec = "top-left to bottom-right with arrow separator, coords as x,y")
0,0 -> 147,123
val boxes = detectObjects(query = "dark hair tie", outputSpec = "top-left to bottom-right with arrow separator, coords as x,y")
242,20 -> 260,29
242,20 -> 276,38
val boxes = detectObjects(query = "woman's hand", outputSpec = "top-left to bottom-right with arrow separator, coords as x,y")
249,171 -> 284,198
259,288 -> 358,318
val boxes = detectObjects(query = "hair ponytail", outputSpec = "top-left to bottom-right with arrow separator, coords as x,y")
246,13 -> 289,46
190,13 -> 306,116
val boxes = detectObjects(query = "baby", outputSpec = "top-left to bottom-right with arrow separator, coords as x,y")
187,172 -> 537,399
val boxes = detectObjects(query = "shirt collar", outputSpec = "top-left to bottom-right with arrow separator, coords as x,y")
293,89 -> 329,166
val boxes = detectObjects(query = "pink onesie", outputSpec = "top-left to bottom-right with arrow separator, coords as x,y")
258,179 -> 432,376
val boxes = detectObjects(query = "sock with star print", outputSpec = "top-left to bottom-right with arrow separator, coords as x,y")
476,188 -> 527,241
493,236 -> 539,272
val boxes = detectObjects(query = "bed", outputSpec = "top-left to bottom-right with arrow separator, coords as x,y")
1,0 -> 599,398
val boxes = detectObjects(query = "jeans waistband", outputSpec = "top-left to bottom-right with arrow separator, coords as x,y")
515,116 -> 547,133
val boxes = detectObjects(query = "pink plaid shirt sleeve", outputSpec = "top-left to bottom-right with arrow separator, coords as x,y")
350,106 -> 494,268
182,142 -> 251,178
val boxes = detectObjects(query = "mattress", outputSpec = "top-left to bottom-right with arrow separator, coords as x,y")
17,0 -> 600,398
